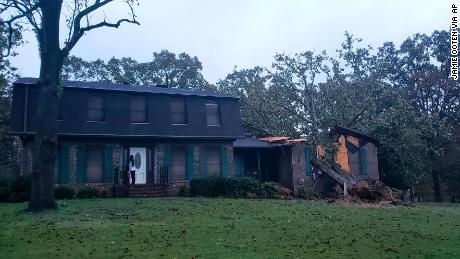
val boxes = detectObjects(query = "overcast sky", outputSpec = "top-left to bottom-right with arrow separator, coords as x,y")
11,0 -> 449,84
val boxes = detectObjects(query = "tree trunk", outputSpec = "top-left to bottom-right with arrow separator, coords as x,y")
27,0 -> 63,212
432,170 -> 442,202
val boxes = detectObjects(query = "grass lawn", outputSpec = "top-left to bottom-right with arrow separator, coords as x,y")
0,198 -> 459,258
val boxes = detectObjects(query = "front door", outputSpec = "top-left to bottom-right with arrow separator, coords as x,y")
129,147 -> 147,184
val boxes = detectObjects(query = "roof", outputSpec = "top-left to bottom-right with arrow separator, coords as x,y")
233,138 -> 277,148
330,125 -> 379,145
234,137 -> 307,149
258,136 -> 290,143
14,77 -> 238,99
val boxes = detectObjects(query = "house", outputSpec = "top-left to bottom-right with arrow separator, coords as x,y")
233,126 -> 380,195
9,77 -> 380,197
9,78 -> 243,196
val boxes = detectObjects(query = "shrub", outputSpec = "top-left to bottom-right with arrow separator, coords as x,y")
178,184 -> 190,197
0,177 -> 10,188
190,176 -> 260,198
54,185 -> 75,200
8,192 -> 29,202
9,176 -> 30,195
0,187 -> 12,202
296,185 -> 320,199
259,182 -> 281,198
8,176 -> 30,202
76,186 -> 99,199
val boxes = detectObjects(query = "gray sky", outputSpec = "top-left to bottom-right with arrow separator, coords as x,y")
11,0 -> 449,84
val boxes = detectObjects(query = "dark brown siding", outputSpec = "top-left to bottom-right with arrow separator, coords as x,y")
10,84 -> 243,139
363,142 -> 379,181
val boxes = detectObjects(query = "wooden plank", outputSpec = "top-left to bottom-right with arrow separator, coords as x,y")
311,158 -> 356,191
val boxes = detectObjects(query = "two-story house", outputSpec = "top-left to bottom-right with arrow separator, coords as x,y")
9,78 -> 243,196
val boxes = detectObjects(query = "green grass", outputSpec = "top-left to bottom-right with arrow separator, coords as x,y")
0,198 -> 459,258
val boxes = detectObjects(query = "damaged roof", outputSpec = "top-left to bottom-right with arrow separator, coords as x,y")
233,138 -> 276,148
331,125 -> 379,145
234,137 -> 307,148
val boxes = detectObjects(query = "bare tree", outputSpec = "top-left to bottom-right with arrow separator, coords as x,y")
0,0 -> 139,212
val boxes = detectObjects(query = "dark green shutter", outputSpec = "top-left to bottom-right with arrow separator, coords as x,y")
199,146 -> 207,176
59,145 -> 70,184
186,145 -> 194,180
104,146 -> 114,183
306,147 -> 312,176
76,145 -> 87,183
220,146 -> 228,177
360,148 -> 367,175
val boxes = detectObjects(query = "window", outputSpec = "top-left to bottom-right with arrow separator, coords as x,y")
171,145 -> 186,181
86,146 -> 104,183
131,95 -> 147,123
205,101 -> 221,126
171,97 -> 187,124
87,94 -> 104,122
206,146 -> 221,176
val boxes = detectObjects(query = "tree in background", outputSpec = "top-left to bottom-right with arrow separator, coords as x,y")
62,50 -> 212,90
217,30 -> 459,201
217,67 -> 299,137
0,22 -> 22,178
1,0 -> 139,212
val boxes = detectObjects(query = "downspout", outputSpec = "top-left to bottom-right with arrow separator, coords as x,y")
23,84 -> 29,133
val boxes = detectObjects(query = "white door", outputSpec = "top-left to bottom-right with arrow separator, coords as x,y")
129,147 -> 147,184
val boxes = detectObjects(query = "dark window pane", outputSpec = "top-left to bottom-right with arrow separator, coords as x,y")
206,102 -> 220,126
171,98 -> 187,124
206,146 -> 221,176
87,94 -> 104,121
131,96 -> 147,123
171,145 -> 186,181
86,146 -> 104,183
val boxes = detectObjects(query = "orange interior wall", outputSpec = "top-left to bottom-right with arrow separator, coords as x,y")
335,135 -> 350,173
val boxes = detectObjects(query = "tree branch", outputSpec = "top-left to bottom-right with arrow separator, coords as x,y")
61,0 -> 139,58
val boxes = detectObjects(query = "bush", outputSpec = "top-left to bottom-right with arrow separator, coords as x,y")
8,192 -> 28,202
9,176 -> 30,195
7,176 -> 30,202
178,184 -> 190,197
259,182 -> 281,198
76,186 -> 99,199
296,185 -> 320,199
0,187 -> 12,202
0,177 -> 10,188
190,176 -> 261,198
54,185 -> 75,200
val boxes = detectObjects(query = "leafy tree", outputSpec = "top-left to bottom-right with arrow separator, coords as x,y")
0,22 -> 22,178
62,50 -> 212,90
0,0 -> 139,212
218,67 -> 298,137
